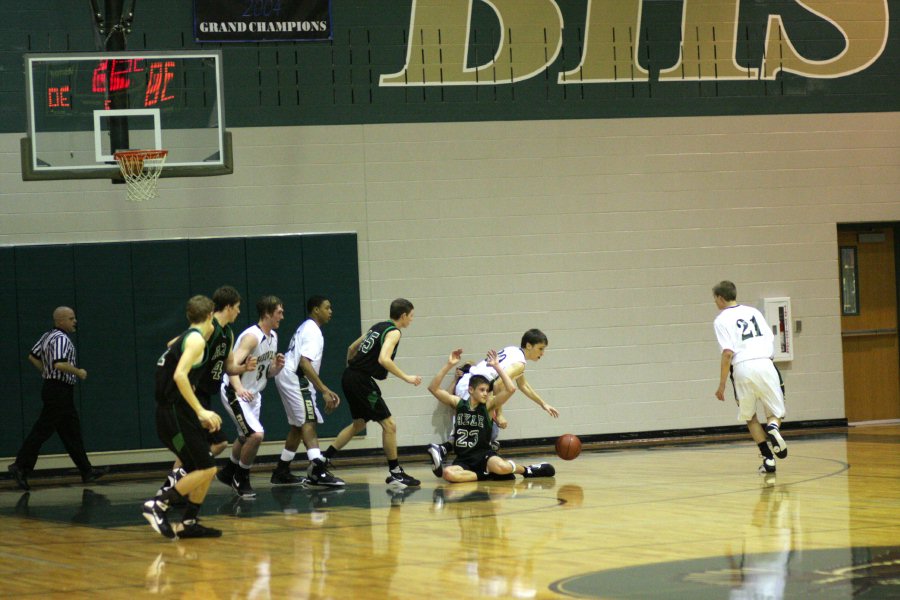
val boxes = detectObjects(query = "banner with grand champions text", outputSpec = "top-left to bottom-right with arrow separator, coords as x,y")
195,0 -> 331,43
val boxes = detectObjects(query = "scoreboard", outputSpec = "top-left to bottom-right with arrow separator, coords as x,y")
43,58 -> 180,112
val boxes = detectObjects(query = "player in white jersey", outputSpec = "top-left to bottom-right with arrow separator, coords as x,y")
712,281 -> 788,475
455,345 -> 526,400
272,296 -> 344,487
218,295 -> 285,498
428,329 -> 559,478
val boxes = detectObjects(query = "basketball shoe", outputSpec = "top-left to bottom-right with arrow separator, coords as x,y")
523,463 -> 555,478
231,475 -> 257,499
766,424 -> 788,459
177,520 -> 223,539
307,458 -> 345,487
386,469 -> 420,489
759,457 -> 777,473
270,466 -> 306,486
427,443 -> 446,477
142,498 -> 176,539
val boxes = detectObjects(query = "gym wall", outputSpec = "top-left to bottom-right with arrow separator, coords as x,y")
1,2 -> 899,459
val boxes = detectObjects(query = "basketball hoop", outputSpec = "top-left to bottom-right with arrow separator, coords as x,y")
114,149 -> 168,202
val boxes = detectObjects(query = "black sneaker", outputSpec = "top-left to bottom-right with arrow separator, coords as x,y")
427,443 -> 445,478
386,470 -> 421,489
177,520 -> 223,538
216,462 -> 237,487
490,440 -> 501,452
142,499 -> 175,539
81,466 -> 109,484
231,476 -> 257,499
759,458 -> 776,473
307,460 -> 345,487
270,469 -> 306,486
766,425 -> 788,459
489,472 -> 517,481
8,464 -> 30,491
523,463 -> 555,478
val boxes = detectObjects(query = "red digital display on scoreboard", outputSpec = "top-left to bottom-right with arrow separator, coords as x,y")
43,58 -> 178,111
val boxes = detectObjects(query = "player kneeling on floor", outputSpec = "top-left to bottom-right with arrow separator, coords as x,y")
427,348 -> 554,483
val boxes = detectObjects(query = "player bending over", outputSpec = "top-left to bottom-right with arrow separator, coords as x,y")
428,349 -> 555,483
428,329 -> 558,476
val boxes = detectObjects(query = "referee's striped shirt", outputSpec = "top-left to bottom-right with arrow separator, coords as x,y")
30,328 -> 77,385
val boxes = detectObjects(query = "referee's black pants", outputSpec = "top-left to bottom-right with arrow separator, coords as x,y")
15,379 -> 92,474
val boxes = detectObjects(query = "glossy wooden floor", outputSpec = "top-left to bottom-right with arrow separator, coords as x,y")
1,424 -> 899,599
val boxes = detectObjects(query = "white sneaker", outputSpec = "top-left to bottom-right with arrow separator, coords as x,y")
758,458 -> 776,473
766,425 -> 788,459
427,444 -> 445,478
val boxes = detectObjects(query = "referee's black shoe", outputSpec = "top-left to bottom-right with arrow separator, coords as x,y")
81,466 -> 109,484
8,464 -> 30,491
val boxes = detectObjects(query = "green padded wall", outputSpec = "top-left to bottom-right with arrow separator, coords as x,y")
1,248 -> 23,454
73,242 -> 141,451
2,233 -> 360,459
300,234 -> 361,437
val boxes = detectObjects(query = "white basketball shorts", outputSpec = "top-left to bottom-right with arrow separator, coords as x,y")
732,359 -> 786,422
275,370 -> 323,427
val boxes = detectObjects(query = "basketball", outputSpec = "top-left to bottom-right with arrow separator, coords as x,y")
555,434 -> 582,460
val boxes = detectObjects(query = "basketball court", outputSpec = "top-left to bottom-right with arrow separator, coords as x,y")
6,3 -> 900,598
2,424 -> 898,598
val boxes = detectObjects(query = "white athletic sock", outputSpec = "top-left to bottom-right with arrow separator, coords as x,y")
307,448 -> 323,462
280,449 -> 296,462
239,460 -> 253,470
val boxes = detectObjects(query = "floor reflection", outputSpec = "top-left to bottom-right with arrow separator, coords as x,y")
432,479 -> 564,598
725,476 -> 796,600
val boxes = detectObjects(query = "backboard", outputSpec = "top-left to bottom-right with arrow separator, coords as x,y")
22,50 -> 232,180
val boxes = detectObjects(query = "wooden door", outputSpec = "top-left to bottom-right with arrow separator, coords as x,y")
838,227 -> 900,422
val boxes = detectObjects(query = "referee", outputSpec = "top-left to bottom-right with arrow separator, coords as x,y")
8,306 -> 106,491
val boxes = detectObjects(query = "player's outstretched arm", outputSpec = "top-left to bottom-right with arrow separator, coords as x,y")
428,349 -> 463,408
518,374 -> 559,417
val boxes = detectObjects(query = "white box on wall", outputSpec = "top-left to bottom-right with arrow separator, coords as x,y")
762,297 -> 793,362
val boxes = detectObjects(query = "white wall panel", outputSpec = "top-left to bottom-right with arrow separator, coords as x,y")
2,112 -> 899,450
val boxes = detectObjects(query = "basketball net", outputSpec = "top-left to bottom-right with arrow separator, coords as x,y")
114,150 -> 168,202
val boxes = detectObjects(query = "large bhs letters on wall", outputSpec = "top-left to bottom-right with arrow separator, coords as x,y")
195,0 -> 331,43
